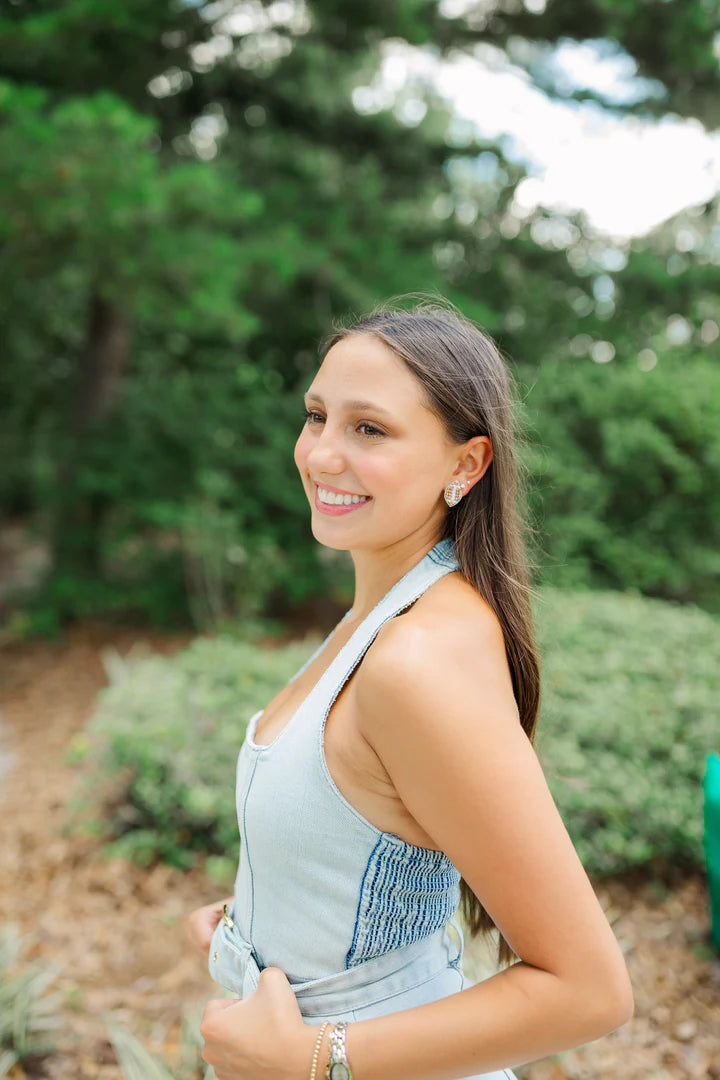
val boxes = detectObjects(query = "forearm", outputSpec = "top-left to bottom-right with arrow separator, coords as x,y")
306,962 -> 630,1080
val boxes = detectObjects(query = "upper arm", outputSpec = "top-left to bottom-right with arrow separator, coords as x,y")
356,611 -> 630,991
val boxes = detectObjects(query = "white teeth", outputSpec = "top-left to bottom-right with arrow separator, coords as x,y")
318,487 -> 369,506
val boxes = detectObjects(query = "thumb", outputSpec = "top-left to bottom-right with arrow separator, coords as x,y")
257,966 -> 303,1008
257,965 -> 292,987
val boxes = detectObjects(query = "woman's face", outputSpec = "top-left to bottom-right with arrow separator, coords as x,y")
294,332 -> 471,552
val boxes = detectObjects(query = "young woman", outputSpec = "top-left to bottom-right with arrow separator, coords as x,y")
188,299 -> 634,1080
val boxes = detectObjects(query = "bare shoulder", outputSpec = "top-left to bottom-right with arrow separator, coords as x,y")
356,570 -> 518,743
353,570 -> 634,1003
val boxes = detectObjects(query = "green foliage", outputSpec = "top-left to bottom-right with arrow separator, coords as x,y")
0,81 -> 263,332
485,0 -> 720,125
524,351 -> 720,609
82,588 -> 720,877
1,0 -> 719,630
534,586 -> 720,874
83,635 -> 323,866
0,926 -> 64,1078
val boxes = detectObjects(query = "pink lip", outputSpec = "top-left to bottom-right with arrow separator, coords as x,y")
313,484 -> 372,516
314,480 -> 369,497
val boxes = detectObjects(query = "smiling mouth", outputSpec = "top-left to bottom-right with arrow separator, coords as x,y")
316,485 -> 371,506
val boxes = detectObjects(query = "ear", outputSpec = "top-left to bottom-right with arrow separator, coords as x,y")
453,435 -> 493,493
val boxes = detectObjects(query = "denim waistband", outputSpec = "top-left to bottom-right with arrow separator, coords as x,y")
208,904 -> 465,1018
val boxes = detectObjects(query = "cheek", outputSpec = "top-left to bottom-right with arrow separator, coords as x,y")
361,458 -> 395,490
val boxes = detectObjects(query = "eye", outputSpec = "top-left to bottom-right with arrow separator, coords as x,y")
357,423 -> 384,439
302,409 -> 385,440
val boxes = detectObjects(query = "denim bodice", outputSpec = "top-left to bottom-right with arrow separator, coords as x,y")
207,536 -> 523,1080
212,538 -> 463,984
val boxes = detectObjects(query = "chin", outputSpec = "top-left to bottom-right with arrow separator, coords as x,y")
311,526 -> 353,552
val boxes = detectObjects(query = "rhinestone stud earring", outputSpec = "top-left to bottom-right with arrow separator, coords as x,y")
443,480 -> 467,507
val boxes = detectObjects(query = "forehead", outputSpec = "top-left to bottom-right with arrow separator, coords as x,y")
310,334 -> 422,401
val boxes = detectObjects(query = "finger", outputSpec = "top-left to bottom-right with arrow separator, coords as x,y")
200,1000 -> 239,1044
259,965 -> 286,980
188,920 -> 205,946
257,966 -> 304,1011
200,1043 -> 216,1066
203,996 -> 239,1018
259,965 -> 295,989
187,926 -> 207,956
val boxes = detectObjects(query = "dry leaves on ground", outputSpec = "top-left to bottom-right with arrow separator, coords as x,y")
0,626 -> 718,1080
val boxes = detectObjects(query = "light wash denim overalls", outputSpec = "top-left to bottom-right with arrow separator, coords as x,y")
209,537 -> 518,1080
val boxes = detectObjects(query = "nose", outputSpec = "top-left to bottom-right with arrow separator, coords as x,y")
305,420 -> 346,475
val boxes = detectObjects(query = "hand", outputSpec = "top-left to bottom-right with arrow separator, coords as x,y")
187,896 -> 234,958
200,966 -> 315,1080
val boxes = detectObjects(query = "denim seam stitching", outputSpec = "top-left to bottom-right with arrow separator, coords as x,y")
427,539 -> 456,568
243,754 -> 260,941
346,834 -> 385,968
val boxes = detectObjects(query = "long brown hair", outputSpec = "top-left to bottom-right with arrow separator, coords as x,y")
321,295 -> 541,969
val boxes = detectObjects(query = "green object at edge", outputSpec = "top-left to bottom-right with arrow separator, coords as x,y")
702,751 -> 720,952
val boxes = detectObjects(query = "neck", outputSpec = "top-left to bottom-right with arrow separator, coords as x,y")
345,531 -> 445,624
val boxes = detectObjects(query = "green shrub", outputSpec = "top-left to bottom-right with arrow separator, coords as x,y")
523,354 -> 720,612
535,586 -> 720,874
82,587 -> 720,877
81,635 -> 322,867
0,926 -> 64,1078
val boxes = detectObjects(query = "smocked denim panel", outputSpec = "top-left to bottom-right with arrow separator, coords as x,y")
346,835 -> 461,966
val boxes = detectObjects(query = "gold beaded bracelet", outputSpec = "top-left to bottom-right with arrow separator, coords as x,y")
309,1020 -> 331,1080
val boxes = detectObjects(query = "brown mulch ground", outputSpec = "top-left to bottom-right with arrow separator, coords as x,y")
0,625 -> 718,1080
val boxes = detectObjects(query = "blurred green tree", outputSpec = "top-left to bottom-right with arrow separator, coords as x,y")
0,0 -> 718,626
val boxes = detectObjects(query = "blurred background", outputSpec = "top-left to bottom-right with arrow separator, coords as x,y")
0,1 -> 719,1078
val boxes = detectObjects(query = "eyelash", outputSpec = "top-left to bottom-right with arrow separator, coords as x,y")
302,408 -> 385,440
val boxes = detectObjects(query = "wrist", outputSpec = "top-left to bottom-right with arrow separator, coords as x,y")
325,1020 -> 353,1079
301,1020 -> 332,1080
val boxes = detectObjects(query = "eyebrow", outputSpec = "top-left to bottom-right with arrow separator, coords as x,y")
304,391 -> 395,420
